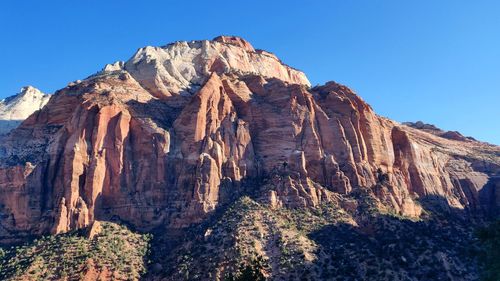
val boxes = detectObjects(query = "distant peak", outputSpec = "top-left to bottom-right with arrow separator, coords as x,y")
0,85 -> 51,126
2,86 -> 46,104
212,35 -> 255,52
19,85 -> 45,97
21,85 -> 38,92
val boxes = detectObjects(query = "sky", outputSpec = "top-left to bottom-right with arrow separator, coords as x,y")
0,0 -> 499,144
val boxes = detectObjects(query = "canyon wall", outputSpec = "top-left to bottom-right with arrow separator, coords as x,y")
0,36 -> 498,242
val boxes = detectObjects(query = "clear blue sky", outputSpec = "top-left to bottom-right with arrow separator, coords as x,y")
1,1 -> 499,144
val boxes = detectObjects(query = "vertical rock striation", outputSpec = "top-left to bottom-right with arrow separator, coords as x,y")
0,36 -> 498,242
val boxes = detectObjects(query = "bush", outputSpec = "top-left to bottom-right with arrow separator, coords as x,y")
477,220 -> 500,281
226,256 -> 267,281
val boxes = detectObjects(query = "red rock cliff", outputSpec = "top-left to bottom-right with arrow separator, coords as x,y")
0,36 -> 498,241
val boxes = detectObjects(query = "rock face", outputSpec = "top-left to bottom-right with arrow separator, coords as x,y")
0,36 -> 498,242
118,36 -> 309,100
0,86 -> 51,135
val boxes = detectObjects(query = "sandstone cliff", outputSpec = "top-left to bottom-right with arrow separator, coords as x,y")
0,36 -> 498,244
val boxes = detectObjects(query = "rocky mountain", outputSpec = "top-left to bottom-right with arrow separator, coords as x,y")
0,86 -> 51,135
0,36 -> 499,280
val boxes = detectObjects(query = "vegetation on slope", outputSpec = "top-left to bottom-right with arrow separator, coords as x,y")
477,220 -> 500,281
0,186 -> 493,281
145,187 -> 484,281
0,222 -> 151,281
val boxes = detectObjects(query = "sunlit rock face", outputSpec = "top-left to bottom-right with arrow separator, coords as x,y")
0,36 -> 498,241
120,35 -> 310,100
0,86 -> 51,135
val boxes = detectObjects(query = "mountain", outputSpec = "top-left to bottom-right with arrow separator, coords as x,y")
0,86 -> 51,135
0,36 -> 499,281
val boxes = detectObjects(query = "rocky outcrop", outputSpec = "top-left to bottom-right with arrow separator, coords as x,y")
0,36 -> 498,242
403,121 -> 477,142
